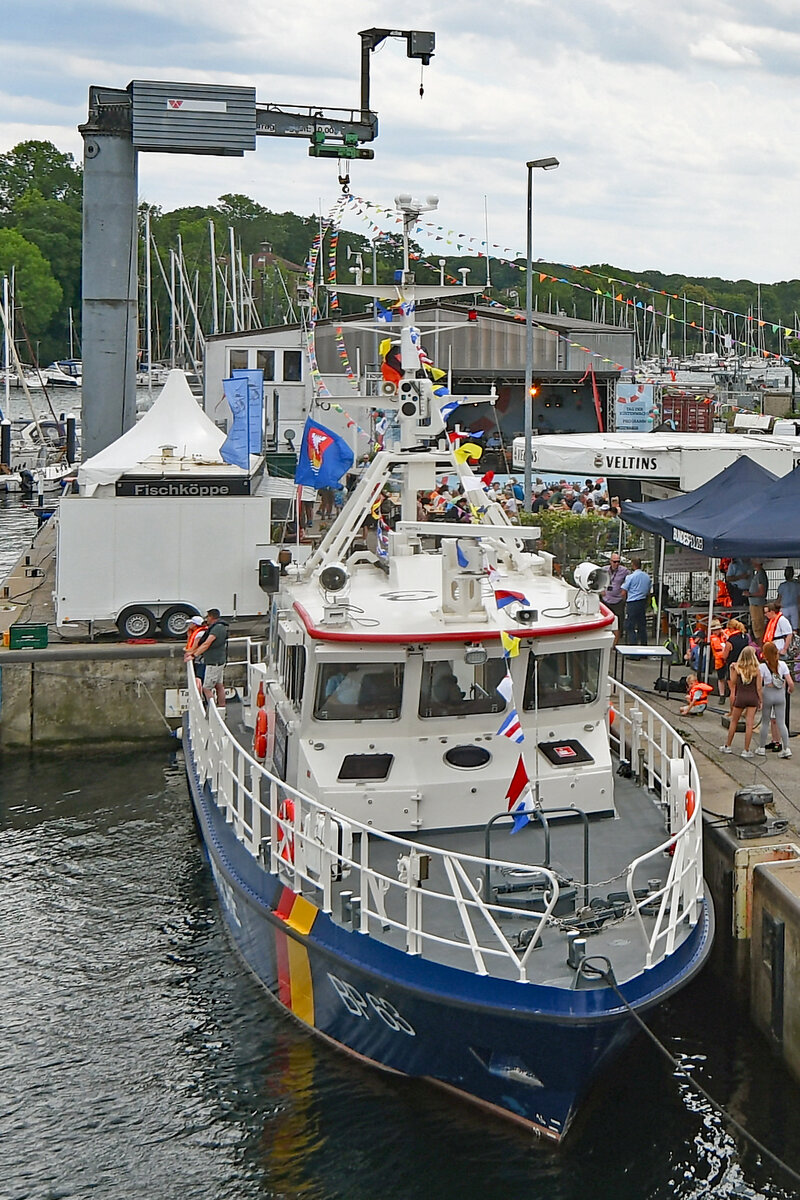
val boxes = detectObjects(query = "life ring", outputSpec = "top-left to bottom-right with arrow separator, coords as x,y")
685,788 -> 696,821
608,703 -> 616,728
278,798 -> 295,863
253,707 -> 268,760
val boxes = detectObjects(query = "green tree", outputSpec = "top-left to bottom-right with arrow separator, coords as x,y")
12,189 -> 82,313
0,140 -> 82,216
0,228 -> 63,343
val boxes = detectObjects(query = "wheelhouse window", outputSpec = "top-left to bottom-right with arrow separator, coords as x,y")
229,349 -> 249,372
278,642 -> 306,709
419,657 -> 507,718
314,662 -> 404,721
522,649 -> 601,710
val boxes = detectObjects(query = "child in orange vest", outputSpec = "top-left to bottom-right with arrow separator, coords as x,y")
680,674 -> 714,715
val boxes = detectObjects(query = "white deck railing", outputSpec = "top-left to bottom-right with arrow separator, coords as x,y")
609,677 -> 704,966
184,647 -> 705,981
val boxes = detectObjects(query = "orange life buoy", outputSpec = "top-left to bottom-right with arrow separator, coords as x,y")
278,798 -> 295,863
685,788 -> 696,821
253,707 -> 268,760
608,703 -> 616,728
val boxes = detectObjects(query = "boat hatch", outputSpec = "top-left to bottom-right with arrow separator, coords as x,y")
338,753 -> 394,781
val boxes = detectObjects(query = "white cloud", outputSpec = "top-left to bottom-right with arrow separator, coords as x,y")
2,0 -> 800,280
689,37 -> 760,66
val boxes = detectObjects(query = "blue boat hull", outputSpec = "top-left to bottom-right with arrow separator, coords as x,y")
184,739 -> 713,1141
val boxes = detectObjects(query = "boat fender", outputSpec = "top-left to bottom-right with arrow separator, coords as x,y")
278,798 -> 295,863
254,707 -> 268,760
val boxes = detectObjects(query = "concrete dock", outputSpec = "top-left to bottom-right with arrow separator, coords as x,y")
0,514 -> 262,750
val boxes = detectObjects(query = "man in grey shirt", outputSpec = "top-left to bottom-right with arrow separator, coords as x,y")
191,608 -> 229,710
602,553 -> 630,646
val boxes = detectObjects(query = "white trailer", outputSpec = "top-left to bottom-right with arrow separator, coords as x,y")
55,494 -> 284,638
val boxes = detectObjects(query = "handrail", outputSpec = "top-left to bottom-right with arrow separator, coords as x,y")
185,657 -> 705,983
608,677 -> 704,968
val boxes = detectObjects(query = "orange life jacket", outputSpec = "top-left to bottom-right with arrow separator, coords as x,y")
764,613 -> 781,645
709,630 -> 728,670
185,624 -> 207,653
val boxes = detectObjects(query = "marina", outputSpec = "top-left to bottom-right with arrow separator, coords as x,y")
5,16 -> 800,1197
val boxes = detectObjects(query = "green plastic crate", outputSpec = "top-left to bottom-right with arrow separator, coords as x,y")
9,623 -> 49,649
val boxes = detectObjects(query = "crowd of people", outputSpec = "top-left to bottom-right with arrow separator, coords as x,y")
675,565 -> 798,760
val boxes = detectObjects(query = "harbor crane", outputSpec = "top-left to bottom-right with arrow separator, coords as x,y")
79,29 -> 435,458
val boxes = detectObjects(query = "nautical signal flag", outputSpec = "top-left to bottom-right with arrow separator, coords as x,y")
494,589 -> 529,609
505,754 -> 529,808
294,418 -> 354,489
510,790 -> 536,834
501,631 -> 521,658
497,708 -> 524,743
454,441 -> 483,464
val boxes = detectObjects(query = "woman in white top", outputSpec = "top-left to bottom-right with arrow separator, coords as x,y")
758,640 -> 794,758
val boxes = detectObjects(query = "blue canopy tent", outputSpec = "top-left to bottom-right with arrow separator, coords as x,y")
702,466 -> 800,558
621,455 -> 778,544
621,456 -> 780,679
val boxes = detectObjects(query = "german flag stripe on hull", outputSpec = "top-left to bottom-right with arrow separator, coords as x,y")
274,886 -> 317,1025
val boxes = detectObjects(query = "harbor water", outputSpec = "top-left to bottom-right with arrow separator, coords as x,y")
3,748 -> 800,1199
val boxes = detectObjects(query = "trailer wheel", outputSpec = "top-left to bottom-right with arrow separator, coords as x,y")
160,605 -> 197,639
117,606 -> 157,639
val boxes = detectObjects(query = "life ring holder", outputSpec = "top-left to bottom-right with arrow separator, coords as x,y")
278,798 -> 296,863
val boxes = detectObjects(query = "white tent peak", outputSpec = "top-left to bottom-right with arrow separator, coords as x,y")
78,370 -> 228,493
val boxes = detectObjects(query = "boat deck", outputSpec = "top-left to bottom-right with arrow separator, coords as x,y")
220,693 -> 683,991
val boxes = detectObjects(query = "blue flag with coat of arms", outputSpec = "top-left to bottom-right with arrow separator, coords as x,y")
294,418 -> 355,489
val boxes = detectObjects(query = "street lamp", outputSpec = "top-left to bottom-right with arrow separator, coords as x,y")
524,156 -> 559,511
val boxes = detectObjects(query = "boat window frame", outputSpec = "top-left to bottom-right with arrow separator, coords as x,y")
313,659 -> 405,722
418,654 -> 508,720
522,646 -> 603,712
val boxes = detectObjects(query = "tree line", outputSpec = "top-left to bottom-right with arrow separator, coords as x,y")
1,138 -> 799,366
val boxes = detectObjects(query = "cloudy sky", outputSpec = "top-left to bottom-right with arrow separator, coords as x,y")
3,0 -> 799,282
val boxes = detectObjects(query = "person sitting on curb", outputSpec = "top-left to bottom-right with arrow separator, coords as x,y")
680,674 -> 714,716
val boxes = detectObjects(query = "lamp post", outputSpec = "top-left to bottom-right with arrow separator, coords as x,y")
524,156 -> 559,510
